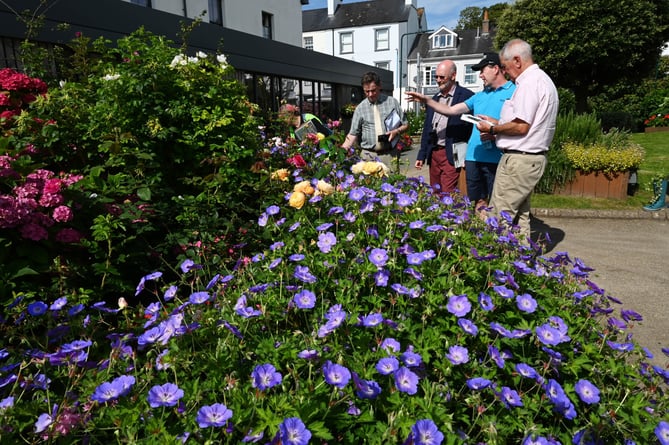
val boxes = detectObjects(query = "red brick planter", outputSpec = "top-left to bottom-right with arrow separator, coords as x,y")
554,170 -> 630,200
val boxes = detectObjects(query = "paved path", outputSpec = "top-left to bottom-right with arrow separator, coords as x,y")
396,146 -> 669,364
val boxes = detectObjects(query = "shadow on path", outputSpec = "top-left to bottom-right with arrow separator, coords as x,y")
530,214 -> 566,254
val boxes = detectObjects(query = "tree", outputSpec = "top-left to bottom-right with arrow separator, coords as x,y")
454,3 -> 509,31
495,0 -> 669,112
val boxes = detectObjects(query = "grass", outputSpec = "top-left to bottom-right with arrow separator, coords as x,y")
532,131 -> 669,209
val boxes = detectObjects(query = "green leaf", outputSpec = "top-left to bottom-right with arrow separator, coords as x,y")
137,187 -> 152,201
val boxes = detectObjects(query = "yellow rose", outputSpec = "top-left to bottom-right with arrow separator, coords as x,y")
289,191 -> 307,209
270,168 -> 291,181
316,179 -> 334,196
362,161 -> 383,176
294,180 -> 315,195
316,132 -> 325,141
351,161 -> 365,174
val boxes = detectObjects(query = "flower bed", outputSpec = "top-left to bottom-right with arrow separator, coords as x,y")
554,170 -> 630,199
1,158 -> 667,444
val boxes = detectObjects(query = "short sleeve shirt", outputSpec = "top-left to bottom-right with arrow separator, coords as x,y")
496,64 -> 559,153
349,94 -> 407,150
463,81 -> 516,163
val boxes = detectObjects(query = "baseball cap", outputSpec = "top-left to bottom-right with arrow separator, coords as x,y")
471,52 -> 501,71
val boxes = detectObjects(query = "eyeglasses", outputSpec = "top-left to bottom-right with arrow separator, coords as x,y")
435,75 -> 447,80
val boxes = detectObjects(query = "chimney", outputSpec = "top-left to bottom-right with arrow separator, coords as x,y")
482,8 -> 490,35
328,0 -> 342,16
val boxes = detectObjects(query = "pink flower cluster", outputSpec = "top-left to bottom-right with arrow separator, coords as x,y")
1,158 -> 83,242
0,68 -> 48,123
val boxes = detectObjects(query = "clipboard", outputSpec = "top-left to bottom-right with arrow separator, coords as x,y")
384,109 -> 402,147
452,142 -> 468,169
294,120 -> 318,141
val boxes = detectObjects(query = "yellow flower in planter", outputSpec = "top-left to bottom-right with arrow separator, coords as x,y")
288,191 -> 307,209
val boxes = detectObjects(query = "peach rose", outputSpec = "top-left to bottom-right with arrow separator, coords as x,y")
271,168 -> 291,181
315,180 -> 334,196
293,180 -> 315,195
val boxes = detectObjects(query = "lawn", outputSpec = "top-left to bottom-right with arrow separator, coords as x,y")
532,131 -> 669,209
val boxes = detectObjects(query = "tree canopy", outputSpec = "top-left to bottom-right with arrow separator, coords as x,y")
494,0 -> 669,112
455,3 -> 509,31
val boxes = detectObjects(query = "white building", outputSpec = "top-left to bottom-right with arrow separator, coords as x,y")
123,0 -> 304,46
302,0 -> 426,104
405,11 -> 496,112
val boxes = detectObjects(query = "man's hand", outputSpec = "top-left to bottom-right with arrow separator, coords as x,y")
414,160 -> 424,170
405,91 -> 426,103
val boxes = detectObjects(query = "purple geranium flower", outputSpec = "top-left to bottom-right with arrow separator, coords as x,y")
368,248 -> 389,267
516,293 -> 537,313
515,363 -> 539,380
656,420 -> 669,445
400,347 -> 422,367
409,418 -> 444,445
446,345 -> 470,365
360,313 -> 384,327
293,290 -> 316,309
446,294 -> 471,317
91,375 -> 136,403
374,269 -> 390,286
196,403 -> 233,428
27,301 -> 48,317
478,292 -> 495,311
457,318 -> 479,336
322,361 -> 351,388
189,291 -> 210,305
499,386 -> 523,408
376,357 -> 400,375
278,417 -> 311,445
394,366 -> 419,395
535,324 -> 563,346
493,285 -> 515,299
574,379 -> 600,404
466,377 -> 491,390
317,232 -> 337,253
294,265 -> 317,283
352,372 -> 382,399
251,364 -> 282,390
147,383 -> 184,408
380,338 -> 401,353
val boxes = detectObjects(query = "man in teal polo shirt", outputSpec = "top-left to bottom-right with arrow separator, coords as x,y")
406,53 -> 515,212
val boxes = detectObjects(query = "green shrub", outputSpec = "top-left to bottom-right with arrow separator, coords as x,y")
5,28 -> 264,298
405,108 -> 426,135
563,135 -> 645,175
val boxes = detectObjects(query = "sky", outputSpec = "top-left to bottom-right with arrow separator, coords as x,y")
302,0 -> 500,30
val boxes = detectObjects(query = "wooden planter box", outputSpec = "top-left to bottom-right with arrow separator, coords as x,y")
554,170 -> 630,200
644,126 -> 669,133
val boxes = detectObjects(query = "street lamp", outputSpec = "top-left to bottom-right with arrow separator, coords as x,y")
399,29 -> 432,109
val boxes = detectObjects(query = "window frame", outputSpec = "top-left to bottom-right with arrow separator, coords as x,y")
339,31 -> 353,54
374,28 -> 390,52
262,11 -> 273,40
303,36 -> 314,51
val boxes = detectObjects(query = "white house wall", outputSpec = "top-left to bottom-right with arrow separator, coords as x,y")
122,0 -> 302,46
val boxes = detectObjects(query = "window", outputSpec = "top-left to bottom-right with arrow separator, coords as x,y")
130,0 -> 151,6
262,12 -> 273,40
424,66 -> 437,86
464,65 -> 477,85
432,33 -> 454,49
375,61 -> 390,71
375,28 -> 389,51
208,0 -> 222,26
303,36 -> 313,51
339,32 -> 353,54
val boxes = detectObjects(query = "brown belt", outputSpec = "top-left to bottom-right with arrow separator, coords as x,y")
503,150 -> 546,155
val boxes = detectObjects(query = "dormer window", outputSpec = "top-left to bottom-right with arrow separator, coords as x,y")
430,27 -> 457,49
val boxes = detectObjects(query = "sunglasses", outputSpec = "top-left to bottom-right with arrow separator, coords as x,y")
435,75 -> 448,80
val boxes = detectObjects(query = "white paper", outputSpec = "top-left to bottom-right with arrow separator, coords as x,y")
452,142 -> 468,169
461,114 -> 484,125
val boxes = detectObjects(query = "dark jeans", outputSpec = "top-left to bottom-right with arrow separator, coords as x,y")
465,161 -> 498,202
